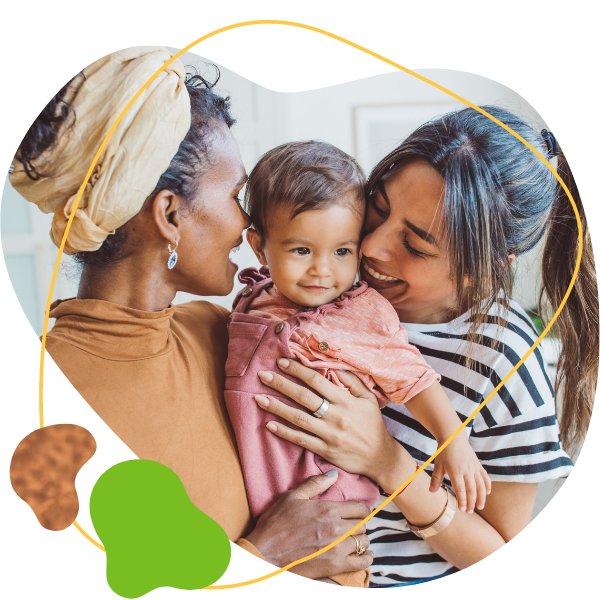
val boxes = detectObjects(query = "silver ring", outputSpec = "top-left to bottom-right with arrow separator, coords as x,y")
313,398 -> 329,418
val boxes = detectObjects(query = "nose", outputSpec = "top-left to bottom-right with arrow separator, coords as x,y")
240,206 -> 251,230
308,255 -> 333,278
361,225 -> 396,264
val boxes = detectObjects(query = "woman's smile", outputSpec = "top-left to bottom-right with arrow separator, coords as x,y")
360,258 -> 403,288
361,258 -> 402,283
229,236 -> 244,268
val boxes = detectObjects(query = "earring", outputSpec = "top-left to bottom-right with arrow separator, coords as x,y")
167,240 -> 179,270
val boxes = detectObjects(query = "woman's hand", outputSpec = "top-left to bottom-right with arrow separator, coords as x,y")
244,471 -> 373,579
254,358 -> 412,485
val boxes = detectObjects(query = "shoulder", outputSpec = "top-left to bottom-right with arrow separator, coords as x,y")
172,301 -> 230,351
314,285 -> 401,342
434,299 -> 550,383
351,286 -> 401,329
406,298 -> 555,417
408,299 -> 542,362
465,300 -> 550,381
476,299 -> 541,352
172,300 -> 230,327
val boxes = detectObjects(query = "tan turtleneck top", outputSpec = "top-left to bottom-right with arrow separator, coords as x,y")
45,297 -> 368,587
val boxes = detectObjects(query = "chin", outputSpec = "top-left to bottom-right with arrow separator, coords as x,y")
187,264 -> 238,298
219,275 -> 237,296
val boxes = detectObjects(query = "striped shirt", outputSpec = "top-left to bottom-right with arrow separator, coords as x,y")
367,299 -> 573,586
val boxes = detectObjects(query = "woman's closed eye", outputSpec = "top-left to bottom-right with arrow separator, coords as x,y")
233,194 -> 251,220
403,235 -> 429,258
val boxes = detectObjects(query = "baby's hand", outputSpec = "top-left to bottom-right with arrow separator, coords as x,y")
430,431 -> 491,513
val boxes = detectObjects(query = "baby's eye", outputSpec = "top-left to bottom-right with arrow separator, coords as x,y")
292,247 -> 310,255
335,248 -> 352,257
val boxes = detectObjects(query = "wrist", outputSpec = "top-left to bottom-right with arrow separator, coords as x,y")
373,442 -> 416,493
407,485 -> 458,537
243,526 -> 278,566
437,426 -> 468,448
379,461 -> 419,497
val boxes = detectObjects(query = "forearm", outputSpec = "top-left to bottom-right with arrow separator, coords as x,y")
375,445 -> 505,569
423,509 -> 505,569
421,481 -> 538,568
404,382 -> 463,443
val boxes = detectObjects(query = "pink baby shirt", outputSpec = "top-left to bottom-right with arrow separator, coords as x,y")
224,267 -> 440,520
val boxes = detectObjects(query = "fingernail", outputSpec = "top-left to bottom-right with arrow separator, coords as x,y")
277,358 -> 290,368
325,470 -> 338,477
258,371 -> 273,382
255,395 -> 270,408
266,422 -> 277,432
468,509 -> 473,514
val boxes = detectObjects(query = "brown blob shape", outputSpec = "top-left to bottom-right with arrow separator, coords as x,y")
10,424 -> 97,531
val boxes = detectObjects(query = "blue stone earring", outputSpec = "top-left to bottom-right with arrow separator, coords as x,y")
167,241 -> 179,270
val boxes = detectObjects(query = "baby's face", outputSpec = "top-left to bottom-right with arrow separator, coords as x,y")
250,199 -> 364,307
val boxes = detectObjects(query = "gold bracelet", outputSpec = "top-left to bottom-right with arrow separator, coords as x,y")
406,485 -> 458,539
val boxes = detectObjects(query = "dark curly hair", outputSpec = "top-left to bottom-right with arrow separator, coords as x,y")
16,74 -> 82,180
16,65 -> 236,268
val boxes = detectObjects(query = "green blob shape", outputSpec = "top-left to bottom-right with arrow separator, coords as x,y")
90,460 -> 231,598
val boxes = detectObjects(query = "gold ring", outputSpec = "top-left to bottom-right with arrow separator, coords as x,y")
350,534 -> 366,556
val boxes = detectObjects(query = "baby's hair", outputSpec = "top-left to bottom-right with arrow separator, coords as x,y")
245,140 -> 366,238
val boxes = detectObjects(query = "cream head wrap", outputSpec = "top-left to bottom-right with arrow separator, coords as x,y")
9,47 -> 191,254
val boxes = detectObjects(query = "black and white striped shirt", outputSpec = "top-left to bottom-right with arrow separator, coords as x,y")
368,299 -> 573,586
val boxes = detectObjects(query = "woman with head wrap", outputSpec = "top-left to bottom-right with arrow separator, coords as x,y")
10,47 -> 372,586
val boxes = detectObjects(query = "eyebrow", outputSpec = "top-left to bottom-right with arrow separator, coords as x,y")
280,238 -> 360,246
377,182 -> 440,249
405,220 -> 440,249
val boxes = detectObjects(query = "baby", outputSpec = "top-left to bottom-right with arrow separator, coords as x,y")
224,140 -> 488,523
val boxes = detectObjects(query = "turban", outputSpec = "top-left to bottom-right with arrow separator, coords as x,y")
9,47 -> 191,254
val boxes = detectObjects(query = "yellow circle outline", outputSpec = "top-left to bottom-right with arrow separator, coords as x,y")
34,20 -> 583,590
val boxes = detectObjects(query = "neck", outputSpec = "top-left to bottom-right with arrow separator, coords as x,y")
394,297 -> 466,325
77,256 -> 177,312
396,307 -> 457,325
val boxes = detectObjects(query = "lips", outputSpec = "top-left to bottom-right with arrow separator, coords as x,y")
361,259 -> 400,282
230,236 -> 243,252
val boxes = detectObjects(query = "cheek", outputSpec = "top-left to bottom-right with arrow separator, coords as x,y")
264,252 -> 297,283
400,254 -> 449,288
336,259 -> 360,282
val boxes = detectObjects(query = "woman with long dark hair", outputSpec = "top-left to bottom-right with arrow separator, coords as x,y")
254,105 -> 597,586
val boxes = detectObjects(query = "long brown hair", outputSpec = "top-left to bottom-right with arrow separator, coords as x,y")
539,152 -> 598,451
368,106 -> 598,452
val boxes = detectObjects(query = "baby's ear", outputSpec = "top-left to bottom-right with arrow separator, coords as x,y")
246,228 -> 268,265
